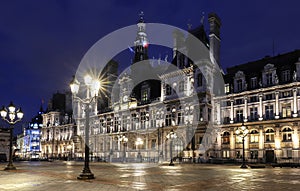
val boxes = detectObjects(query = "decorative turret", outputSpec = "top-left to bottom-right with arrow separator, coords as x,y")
133,11 -> 149,64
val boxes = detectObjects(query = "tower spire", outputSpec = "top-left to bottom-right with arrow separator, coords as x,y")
133,11 -> 149,64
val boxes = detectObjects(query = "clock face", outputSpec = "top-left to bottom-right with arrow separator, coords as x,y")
123,95 -> 128,102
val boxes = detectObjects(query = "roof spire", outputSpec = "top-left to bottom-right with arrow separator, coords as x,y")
200,12 -> 205,25
139,11 -> 144,23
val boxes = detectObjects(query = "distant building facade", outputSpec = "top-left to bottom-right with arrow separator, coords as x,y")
41,91 -> 75,159
22,107 -> 44,159
214,50 -> 300,163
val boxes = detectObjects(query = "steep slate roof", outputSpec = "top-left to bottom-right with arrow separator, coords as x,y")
224,49 -> 300,85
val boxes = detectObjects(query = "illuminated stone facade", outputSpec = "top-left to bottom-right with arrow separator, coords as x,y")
73,13 -> 222,162
214,50 -> 300,163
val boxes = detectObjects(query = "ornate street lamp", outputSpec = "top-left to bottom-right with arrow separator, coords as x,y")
70,75 -> 101,180
166,129 -> 177,166
119,135 -> 128,163
0,101 -> 23,170
235,122 -> 249,168
135,137 -> 143,162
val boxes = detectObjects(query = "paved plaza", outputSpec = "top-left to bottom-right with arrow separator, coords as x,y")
0,161 -> 299,190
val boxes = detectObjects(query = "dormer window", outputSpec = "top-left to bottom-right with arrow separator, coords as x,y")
234,71 -> 245,92
250,77 -> 257,89
263,63 -> 276,86
266,73 -> 273,85
166,84 -> 172,95
282,70 -> 290,82
224,83 -> 230,93
237,79 -> 243,91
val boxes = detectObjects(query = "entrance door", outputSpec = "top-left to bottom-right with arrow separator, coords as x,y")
266,150 -> 275,163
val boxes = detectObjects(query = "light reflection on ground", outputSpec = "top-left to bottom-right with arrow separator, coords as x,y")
0,161 -> 300,190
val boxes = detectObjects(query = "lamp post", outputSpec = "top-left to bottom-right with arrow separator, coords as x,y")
119,135 -> 128,162
166,129 -> 177,166
0,101 -> 24,170
235,122 -> 249,168
70,75 -> 101,180
135,137 -> 143,162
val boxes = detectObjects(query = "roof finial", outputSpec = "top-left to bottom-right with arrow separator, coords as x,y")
187,19 -> 192,30
200,12 -> 205,25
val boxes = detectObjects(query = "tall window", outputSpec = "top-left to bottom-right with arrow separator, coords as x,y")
282,104 -> 291,118
166,84 -> 172,95
142,89 -> 148,102
236,109 -> 243,122
107,118 -> 112,133
177,111 -> 184,125
266,73 -> 273,85
250,107 -> 258,121
140,111 -> 146,129
282,127 -> 292,141
224,83 -> 230,93
165,114 -> 172,126
131,113 -> 138,130
150,110 -> 156,129
197,73 -> 203,87
249,130 -> 259,143
282,70 -> 290,82
179,81 -> 184,92
250,77 -> 257,89
114,117 -> 120,132
122,115 -> 128,132
265,129 -> 275,142
236,79 -> 243,91
265,105 -> 274,119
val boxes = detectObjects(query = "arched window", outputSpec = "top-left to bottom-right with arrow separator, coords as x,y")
265,129 -> 275,142
197,73 -> 203,87
282,127 -> 293,141
222,131 -> 230,144
249,130 -> 259,143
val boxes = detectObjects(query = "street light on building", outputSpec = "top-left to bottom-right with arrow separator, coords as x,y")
235,122 -> 249,168
166,129 -> 177,166
70,75 -> 101,180
0,101 -> 23,170
135,137 -> 143,162
119,135 -> 128,162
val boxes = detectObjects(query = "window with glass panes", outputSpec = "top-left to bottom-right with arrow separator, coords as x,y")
282,127 -> 292,141
141,111 -> 146,129
236,79 -> 243,91
266,73 -> 273,85
250,107 -> 258,121
265,105 -> 274,119
282,70 -> 290,82
166,84 -> 172,95
265,129 -> 275,142
282,104 -> 291,118
236,109 -> 243,122
250,130 -> 259,143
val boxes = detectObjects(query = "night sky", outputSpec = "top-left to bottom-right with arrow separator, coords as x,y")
0,0 -> 300,131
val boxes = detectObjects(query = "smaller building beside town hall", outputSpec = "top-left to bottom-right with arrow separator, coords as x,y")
214,50 -> 300,163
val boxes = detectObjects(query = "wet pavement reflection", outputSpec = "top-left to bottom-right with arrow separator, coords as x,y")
0,161 -> 300,190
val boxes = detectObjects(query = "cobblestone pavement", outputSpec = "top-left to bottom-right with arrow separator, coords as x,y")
0,161 -> 300,191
